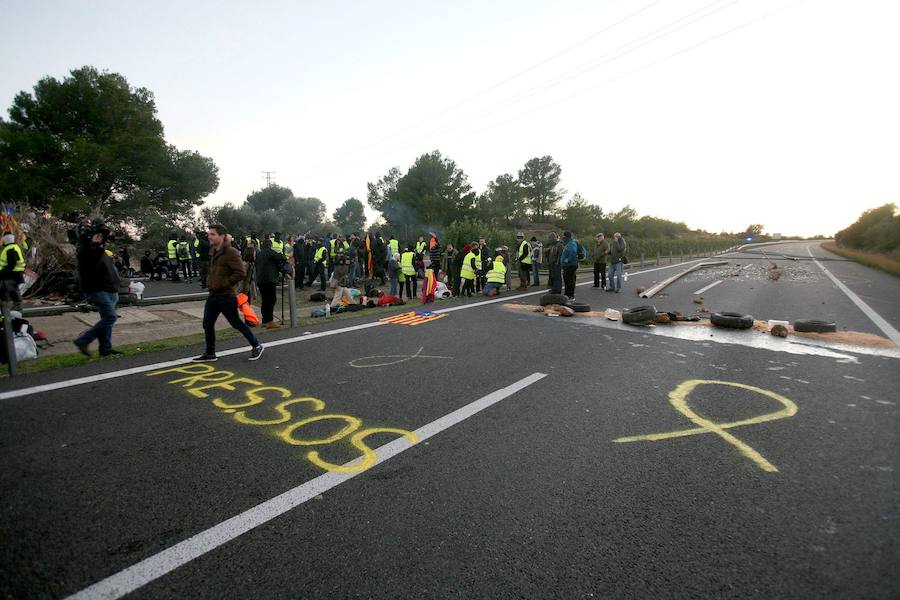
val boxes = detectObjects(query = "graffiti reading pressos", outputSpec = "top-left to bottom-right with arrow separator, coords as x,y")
614,379 -> 798,472
148,364 -> 418,472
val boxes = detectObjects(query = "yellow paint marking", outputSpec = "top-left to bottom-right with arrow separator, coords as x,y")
614,379 -> 798,473
212,385 -> 290,410
187,376 -> 262,399
234,397 -> 325,426
148,364 -> 215,377
169,370 -> 235,389
277,414 -> 362,446
307,428 -> 420,473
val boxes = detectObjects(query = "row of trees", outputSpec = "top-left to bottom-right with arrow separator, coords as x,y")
366,151 -> 759,248
835,203 -> 900,259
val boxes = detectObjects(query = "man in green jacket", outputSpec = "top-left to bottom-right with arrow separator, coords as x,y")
592,232 -> 610,289
607,232 -> 627,293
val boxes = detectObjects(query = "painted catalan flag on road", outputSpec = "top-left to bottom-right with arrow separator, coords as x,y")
380,311 -> 448,326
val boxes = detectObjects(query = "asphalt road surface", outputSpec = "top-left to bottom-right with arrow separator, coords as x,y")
2,241 -> 898,599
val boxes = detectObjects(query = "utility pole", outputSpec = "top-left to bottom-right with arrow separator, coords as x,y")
261,171 -> 276,187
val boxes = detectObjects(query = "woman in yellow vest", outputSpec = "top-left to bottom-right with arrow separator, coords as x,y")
483,255 -> 506,297
400,245 -> 418,299
459,245 -> 480,297
0,233 -> 26,311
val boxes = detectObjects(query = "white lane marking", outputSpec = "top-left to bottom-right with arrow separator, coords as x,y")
693,280 -> 723,295
2,257 -> 714,400
807,245 -> 900,345
65,372 -> 547,600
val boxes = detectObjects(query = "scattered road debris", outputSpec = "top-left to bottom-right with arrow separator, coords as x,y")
640,261 -> 729,299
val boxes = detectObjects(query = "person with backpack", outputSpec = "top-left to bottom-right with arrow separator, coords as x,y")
560,231 -> 581,299
176,236 -> 192,283
607,232 -> 627,293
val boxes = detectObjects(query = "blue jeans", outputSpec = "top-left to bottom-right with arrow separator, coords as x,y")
483,282 -> 501,295
348,263 -> 357,287
76,291 -> 119,353
203,293 -> 260,355
608,261 -> 624,291
531,262 -> 540,285
389,275 -> 398,295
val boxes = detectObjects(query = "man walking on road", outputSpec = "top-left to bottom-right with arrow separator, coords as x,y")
592,232 -> 609,289
73,219 -> 121,357
193,224 -> 263,362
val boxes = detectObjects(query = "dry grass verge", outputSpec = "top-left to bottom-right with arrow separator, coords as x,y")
821,242 -> 900,277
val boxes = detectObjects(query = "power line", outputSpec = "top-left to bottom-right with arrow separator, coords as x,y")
325,0 -> 665,162
261,170 -> 276,187
469,0 -> 805,137
412,0 -> 742,146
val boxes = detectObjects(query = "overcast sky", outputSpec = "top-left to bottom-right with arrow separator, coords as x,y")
2,0 -> 897,237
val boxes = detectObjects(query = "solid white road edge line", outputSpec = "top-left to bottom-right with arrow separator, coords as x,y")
807,245 -> 900,345
693,280 -> 723,295
2,257 -> 712,400
65,372 -> 548,600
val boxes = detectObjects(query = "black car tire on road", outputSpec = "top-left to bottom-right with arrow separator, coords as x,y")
793,319 -> 837,333
567,301 -> 591,313
711,311 -> 754,329
622,305 -> 657,324
540,293 -> 570,306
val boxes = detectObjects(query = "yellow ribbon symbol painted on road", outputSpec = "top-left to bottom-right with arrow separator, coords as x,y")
614,379 -> 798,472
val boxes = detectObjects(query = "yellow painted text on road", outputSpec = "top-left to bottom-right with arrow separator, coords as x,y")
148,364 -> 418,473
614,379 -> 798,472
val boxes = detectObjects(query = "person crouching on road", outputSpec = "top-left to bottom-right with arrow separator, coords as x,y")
193,224 -> 264,362
483,255 -> 506,297
256,239 -> 286,329
73,220 -> 122,357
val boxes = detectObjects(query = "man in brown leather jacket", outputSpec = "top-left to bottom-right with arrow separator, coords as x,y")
192,224 -> 263,362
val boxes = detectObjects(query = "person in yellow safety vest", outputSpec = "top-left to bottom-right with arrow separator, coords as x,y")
414,236 -> 426,256
388,235 -> 399,257
0,232 -> 26,311
312,241 -> 329,291
166,237 -> 180,281
400,246 -> 418,299
459,245 -> 480,297
483,255 -> 506,297
270,232 -> 284,254
515,232 -> 532,291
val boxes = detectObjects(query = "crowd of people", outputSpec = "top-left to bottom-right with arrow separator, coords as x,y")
54,221 -> 628,359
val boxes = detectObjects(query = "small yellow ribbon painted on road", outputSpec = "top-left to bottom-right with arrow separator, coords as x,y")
614,379 -> 798,472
